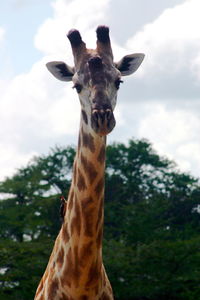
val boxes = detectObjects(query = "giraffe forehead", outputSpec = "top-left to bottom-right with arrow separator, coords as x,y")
75,55 -> 118,86
86,68 -> 117,89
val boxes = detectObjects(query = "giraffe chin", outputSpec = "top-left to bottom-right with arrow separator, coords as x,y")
95,127 -> 115,136
91,108 -> 116,136
91,118 -> 116,136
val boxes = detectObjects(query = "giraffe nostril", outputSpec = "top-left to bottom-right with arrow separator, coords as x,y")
92,109 -> 99,121
105,109 -> 112,119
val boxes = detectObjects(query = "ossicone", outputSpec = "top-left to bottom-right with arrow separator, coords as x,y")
96,25 -> 110,43
67,29 -> 85,48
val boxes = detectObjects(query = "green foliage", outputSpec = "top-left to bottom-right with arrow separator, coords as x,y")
0,239 -> 53,300
0,139 -> 199,300
104,237 -> 200,300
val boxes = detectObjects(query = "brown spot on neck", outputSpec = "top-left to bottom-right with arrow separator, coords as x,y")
79,241 -> 93,268
62,226 -> 70,243
79,295 -> 88,300
81,109 -> 88,125
95,177 -> 104,197
57,246 -> 64,269
77,168 -> 87,191
81,129 -> 95,153
80,153 -> 98,185
86,259 -> 101,287
47,277 -> 59,299
81,205 -> 95,237
97,144 -> 106,164
61,247 -> 81,288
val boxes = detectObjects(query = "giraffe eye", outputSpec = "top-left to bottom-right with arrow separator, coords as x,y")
115,78 -> 123,90
73,83 -> 82,93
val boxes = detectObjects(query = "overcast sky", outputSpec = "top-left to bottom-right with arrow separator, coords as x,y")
0,0 -> 200,180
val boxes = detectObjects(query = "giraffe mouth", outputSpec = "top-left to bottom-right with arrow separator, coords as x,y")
91,108 -> 116,136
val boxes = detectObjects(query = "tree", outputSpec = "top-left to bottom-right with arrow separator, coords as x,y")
0,146 -> 75,299
0,139 -> 199,299
104,140 -> 200,300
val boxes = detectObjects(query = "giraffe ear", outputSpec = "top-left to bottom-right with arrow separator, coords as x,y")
46,61 -> 74,81
115,53 -> 145,76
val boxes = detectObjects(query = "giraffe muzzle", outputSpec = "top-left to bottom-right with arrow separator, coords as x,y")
91,108 -> 116,136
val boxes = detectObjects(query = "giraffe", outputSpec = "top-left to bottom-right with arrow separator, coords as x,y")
34,25 -> 144,300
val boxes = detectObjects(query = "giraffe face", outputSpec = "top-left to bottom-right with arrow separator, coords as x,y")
46,26 -> 145,136
71,54 -> 122,135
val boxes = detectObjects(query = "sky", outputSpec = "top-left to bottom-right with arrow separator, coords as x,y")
0,0 -> 200,180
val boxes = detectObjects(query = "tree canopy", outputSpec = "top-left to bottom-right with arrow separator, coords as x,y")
0,139 -> 199,300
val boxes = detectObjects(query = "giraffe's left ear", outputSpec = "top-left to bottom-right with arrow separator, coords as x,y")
46,61 -> 74,81
115,53 -> 145,76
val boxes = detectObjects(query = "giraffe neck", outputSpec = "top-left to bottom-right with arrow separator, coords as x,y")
34,115 -> 113,300
61,114 -> 107,287
65,115 -> 106,239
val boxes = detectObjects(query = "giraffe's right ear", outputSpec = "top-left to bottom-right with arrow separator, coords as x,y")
46,61 -> 74,81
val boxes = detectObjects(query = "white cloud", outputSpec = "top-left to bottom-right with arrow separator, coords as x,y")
110,99 -> 200,177
137,103 -> 200,175
0,27 -> 6,73
1,0 -> 200,181
100,0 -> 200,108
127,0 -> 200,64
139,104 -> 199,145
34,0 -> 110,58
0,27 -> 5,43
112,0 -> 200,177
124,0 -> 200,101
0,57 -> 82,180
0,0 -> 111,180
0,145 -> 37,180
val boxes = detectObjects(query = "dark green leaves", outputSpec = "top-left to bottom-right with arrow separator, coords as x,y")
0,139 -> 199,300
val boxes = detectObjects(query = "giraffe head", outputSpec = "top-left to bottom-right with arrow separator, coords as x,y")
46,26 -> 144,136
